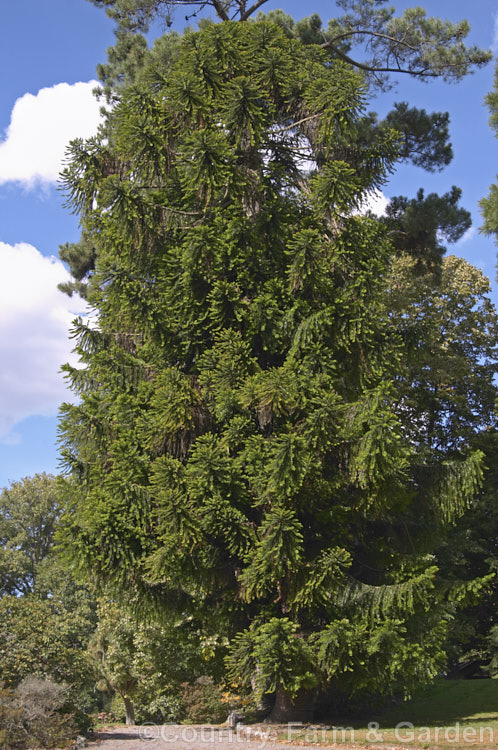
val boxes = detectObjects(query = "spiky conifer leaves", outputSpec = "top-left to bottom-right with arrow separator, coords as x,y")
58,21 -> 486,713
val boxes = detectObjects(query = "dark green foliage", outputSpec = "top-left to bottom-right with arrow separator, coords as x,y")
438,430 -> 498,672
353,103 -> 453,178
382,186 -> 471,271
383,102 -> 452,172
57,20 -> 491,715
58,233 -> 98,299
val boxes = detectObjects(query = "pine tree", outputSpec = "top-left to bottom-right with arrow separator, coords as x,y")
88,0 -> 491,84
481,61 -> 498,258
58,18 -> 489,718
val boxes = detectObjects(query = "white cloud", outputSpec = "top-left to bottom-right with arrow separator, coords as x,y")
359,189 -> 389,216
0,81 -> 102,187
455,226 -> 476,246
493,12 -> 498,52
0,242 -> 85,441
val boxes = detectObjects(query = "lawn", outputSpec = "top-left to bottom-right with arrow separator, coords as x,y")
279,679 -> 498,749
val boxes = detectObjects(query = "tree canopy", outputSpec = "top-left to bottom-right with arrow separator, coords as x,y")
88,0 -> 490,85
0,474 -> 61,596
55,15 -> 496,718
385,254 -> 498,456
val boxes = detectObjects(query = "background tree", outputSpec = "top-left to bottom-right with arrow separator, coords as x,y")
381,188 -> 471,272
0,476 -> 96,714
382,256 -> 498,676
57,18 -> 491,720
481,60 -> 498,259
0,474 -> 60,596
89,599 -> 226,724
0,596 -> 93,695
384,254 -> 498,456
438,428 -> 498,675
87,0 -> 491,82
0,474 -> 228,724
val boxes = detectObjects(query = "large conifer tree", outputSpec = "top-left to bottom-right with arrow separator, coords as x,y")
59,15 -> 490,718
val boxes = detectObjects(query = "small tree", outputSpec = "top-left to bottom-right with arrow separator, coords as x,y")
90,600 -> 225,724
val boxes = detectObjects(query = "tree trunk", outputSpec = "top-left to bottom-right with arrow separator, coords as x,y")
270,686 -> 315,723
123,696 -> 135,726
251,665 -> 267,712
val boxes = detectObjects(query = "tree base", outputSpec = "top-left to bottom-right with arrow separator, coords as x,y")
270,688 -> 315,723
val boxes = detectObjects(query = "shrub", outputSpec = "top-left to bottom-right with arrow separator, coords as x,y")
181,677 -> 228,724
0,677 -> 78,749
0,685 -> 24,749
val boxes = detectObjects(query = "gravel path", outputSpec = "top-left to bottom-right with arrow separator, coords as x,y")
87,724 -> 353,750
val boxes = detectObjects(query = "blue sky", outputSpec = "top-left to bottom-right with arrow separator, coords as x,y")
0,0 -> 497,488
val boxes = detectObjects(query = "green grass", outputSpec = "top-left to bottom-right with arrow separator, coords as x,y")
380,678 -> 498,725
278,679 -> 498,749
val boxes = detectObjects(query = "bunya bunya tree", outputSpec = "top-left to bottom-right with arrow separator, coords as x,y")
58,2 -> 493,719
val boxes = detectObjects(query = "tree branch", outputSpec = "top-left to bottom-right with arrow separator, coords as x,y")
271,113 -> 320,134
240,0 -> 269,22
210,0 -> 230,21
325,29 -> 419,53
321,40 -> 442,77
